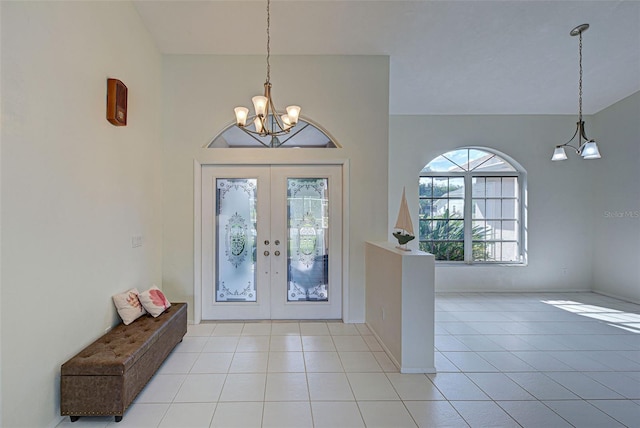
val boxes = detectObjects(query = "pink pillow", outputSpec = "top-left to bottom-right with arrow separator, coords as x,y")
112,288 -> 146,325
139,285 -> 171,317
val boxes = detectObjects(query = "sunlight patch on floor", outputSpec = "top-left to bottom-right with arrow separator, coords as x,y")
542,300 -> 640,334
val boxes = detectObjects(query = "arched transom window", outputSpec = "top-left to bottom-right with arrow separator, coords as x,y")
420,148 -> 526,264
208,118 -> 340,148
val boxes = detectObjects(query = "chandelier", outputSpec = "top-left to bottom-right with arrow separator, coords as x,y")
233,0 -> 301,148
552,23 -> 601,161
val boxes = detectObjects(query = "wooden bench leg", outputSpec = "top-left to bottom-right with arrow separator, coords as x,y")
115,416 -> 123,422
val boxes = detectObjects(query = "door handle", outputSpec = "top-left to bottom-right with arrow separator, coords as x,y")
264,251 -> 270,256
274,250 -> 281,256
275,240 -> 280,245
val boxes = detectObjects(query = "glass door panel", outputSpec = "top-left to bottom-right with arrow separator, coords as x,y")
270,166 -> 342,320
215,178 -> 257,302
201,166 -> 271,320
287,178 -> 329,302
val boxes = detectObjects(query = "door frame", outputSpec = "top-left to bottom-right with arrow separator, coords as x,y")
193,156 -> 350,324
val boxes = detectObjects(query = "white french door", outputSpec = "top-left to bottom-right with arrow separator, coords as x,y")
201,165 -> 342,320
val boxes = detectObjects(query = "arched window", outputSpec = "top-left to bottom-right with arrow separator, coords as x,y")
420,148 -> 526,263
208,118 -> 340,148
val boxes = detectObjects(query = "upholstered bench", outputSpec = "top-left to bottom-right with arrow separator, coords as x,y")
60,302 -> 187,422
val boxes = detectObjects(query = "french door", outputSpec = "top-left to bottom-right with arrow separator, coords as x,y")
201,165 -> 342,320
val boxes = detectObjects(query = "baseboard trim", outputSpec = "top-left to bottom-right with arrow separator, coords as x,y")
592,289 -> 640,305
366,322 -> 401,371
47,416 -> 64,428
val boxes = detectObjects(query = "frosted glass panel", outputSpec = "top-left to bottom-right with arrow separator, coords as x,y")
216,178 -> 257,302
287,178 -> 329,302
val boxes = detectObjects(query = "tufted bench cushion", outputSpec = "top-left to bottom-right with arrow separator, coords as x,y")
60,302 -> 187,421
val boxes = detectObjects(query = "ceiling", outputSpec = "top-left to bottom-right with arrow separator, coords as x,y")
133,0 -> 640,115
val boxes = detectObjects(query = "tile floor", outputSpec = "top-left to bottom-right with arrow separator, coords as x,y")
57,292 -> 640,427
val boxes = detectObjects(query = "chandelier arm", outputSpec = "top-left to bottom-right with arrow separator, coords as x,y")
259,115 -> 268,136
239,125 -> 271,147
578,121 -> 591,142
558,122 -> 581,153
242,128 -> 292,138
560,143 -> 581,154
268,97 -> 287,132
260,82 -> 271,135
240,116 -> 294,138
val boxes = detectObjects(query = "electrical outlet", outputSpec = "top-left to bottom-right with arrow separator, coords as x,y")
131,235 -> 143,248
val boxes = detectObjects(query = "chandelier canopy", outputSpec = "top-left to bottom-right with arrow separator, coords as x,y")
233,0 -> 301,148
552,23 -> 602,161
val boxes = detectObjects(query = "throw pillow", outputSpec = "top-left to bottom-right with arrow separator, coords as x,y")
139,285 -> 171,317
112,288 -> 146,325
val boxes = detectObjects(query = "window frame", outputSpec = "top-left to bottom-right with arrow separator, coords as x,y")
420,150 -> 526,265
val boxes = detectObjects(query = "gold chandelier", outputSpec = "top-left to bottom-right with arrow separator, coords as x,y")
233,0 -> 301,148
552,23 -> 601,161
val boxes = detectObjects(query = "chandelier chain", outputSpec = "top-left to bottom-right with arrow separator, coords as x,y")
578,31 -> 583,121
266,0 -> 271,83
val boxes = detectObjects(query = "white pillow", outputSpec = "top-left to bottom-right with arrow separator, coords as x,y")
138,285 -> 171,317
112,288 -> 146,325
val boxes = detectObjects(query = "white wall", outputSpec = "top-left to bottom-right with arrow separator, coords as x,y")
0,2 -> 3,422
389,115 -> 596,292
161,55 -> 389,323
0,2 -> 162,427
592,91 -> 640,303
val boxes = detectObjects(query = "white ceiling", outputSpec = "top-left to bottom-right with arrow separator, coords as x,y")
133,0 -> 640,115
